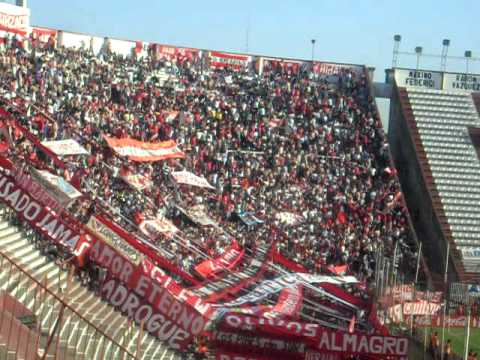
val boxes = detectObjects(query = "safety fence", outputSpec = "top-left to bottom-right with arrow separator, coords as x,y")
0,206 -> 140,360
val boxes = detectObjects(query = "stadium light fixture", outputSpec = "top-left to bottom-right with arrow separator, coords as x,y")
465,50 -> 472,74
441,39 -> 450,72
415,46 -> 423,69
392,35 -> 401,68
311,39 -> 316,62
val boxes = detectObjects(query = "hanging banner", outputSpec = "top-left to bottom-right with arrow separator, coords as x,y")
31,27 -> 56,43
87,215 -> 141,265
312,62 -> 363,76
139,216 -> 179,238
403,315 -> 480,328
222,274 -> 358,307
263,58 -> 302,74
218,314 -> 409,358
172,170 -> 215,190
195,244 -> 244,279
12,166 -> 62,214
104,136 -> 184,162
101,277 -> 205,351
176,204 -> 217,227
30,168 -> 82,207
0,170 -> 79,251
154,44 -> 200,61
0,2 -> 29,34
209,51 -> 251,70
267,285 -> 303,319
275,212 -> 304,226
41,139 -> 89,156
236,211 -> 264,227
393,69 -> 443,90
119,167 -> 152,191
443,72 -> 480,91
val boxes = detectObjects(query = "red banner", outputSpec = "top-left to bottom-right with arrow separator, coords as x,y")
94,214 -> 199,285
209,51 -> 251,70
12,166 -> 63,214
32,27 -> 56,43
219,313 -> 409,358
155,44 -> 199,61
91,238 -> 211,350
402,315 -> 480,328
0,169 -> 79,251
195,243 -> 244,279
263,58 -> 301,74
271,249 -> 306,272
312,62 -> 363,76
101,277 -> 204,350
270,285 -> 303,319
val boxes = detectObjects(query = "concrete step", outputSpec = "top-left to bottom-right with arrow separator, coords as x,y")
0,214 -> 180,359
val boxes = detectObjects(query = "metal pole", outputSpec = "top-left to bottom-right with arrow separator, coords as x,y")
415,242 -> 422,284
441,242 -> 450,360
423,290 -> 429,360
464,305 -> 471,360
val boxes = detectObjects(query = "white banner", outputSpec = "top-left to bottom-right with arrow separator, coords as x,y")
443,72 -> 480,92
140,217 -> 178,238
0,2 -> 29,32
29,168 -> 82,208
41,139 -> 89,156
394,69 -> 442,89
222,274 -> 358,307
275,211 -> 304,226
172,170 -> 215,190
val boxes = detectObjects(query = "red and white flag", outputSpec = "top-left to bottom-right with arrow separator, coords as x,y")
209,51 -> 251,70
104,136 -> 185,162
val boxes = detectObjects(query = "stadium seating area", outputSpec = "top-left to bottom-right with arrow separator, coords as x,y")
399,86 -> 480,275
0,30 -> 426,359
0,33 -> 417,289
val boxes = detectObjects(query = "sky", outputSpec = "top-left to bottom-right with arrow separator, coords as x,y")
19,0 -> 480,125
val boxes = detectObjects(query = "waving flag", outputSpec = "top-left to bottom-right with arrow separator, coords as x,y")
171,170 -> 215,190
104,136 -> 184,162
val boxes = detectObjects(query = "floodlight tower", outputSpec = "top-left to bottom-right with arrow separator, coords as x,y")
465,50 -> 472,74
392,34 -> 401,68
415,46 -> 423,70
311,39 -> 316,62
440,39 -> 450,72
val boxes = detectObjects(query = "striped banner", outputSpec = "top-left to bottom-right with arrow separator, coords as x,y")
104,136 -> 184,162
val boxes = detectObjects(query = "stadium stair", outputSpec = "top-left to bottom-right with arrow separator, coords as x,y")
0,209 -> 181,360
400,87 -> 480,282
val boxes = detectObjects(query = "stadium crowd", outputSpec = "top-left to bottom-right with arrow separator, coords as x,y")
0,32 -> 416,286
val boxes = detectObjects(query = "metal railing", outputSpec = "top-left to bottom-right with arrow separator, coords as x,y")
0,208 -> 140,360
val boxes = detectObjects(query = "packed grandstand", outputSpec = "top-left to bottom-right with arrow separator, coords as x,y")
0,2 -> 479,360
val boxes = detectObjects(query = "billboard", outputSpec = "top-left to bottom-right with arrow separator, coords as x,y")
443,73 -> 480,91
393,69 -> 442,90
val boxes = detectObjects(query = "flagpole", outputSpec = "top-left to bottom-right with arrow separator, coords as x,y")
440,242 -> 450,360
411,243 -> 422,335
464,303 -> 471,360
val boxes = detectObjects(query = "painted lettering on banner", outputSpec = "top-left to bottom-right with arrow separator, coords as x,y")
12,166 -> 62,214
101,278 -> 203,350
393,69 -> 442,89
0,171 -> 79,250
219,314 -> 409,358
443,72 -> 480,91
87,215 -> 141,265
